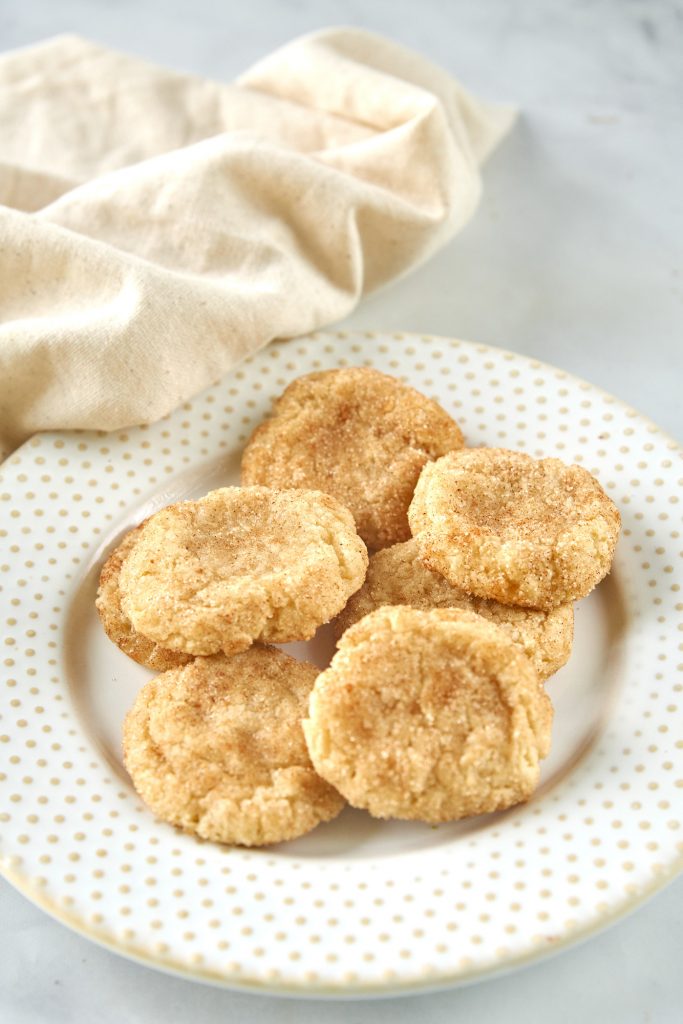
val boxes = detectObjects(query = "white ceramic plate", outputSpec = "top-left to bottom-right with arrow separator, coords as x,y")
1,331 -> 681,996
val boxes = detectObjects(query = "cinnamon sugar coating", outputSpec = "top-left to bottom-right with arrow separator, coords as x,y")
119,486 -> 368,656
96,524 -> 192,672
409,448 -> 620,609
241,367 -> 464,549
304,606 -> 553,823
124,648 -> 344,846
335,539 -> 573,680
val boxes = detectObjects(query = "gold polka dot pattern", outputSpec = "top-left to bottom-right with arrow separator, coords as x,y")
0,331 -> 681,996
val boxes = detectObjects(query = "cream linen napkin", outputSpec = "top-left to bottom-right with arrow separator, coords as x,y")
0,28 -> 515,461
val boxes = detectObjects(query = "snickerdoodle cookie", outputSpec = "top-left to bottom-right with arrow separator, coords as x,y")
409,449 -> 620,610
304,606 -> 553,823
335,540 -> 573,681
124,648 -> 344,846
119,486 -> 368,656
96,524 -> 192,672
240,367 -> 464,549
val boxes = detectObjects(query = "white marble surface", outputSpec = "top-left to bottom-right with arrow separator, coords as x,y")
1,0 -> 682,1021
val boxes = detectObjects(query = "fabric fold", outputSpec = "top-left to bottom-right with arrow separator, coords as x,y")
0,28 -> 515,460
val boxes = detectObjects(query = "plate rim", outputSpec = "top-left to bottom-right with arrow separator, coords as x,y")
1,852 -> 681,998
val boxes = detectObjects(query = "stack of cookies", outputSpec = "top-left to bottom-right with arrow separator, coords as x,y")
98,367 -> 620,847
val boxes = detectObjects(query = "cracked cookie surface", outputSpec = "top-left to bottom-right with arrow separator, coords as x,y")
96,523 -> 193,672
304,606 -> 553,824
409,448 -> 620,609
119,486 -> 368,656
335,540 -> 573,681
123,647 -> 344,846
240,367 -> 464,549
